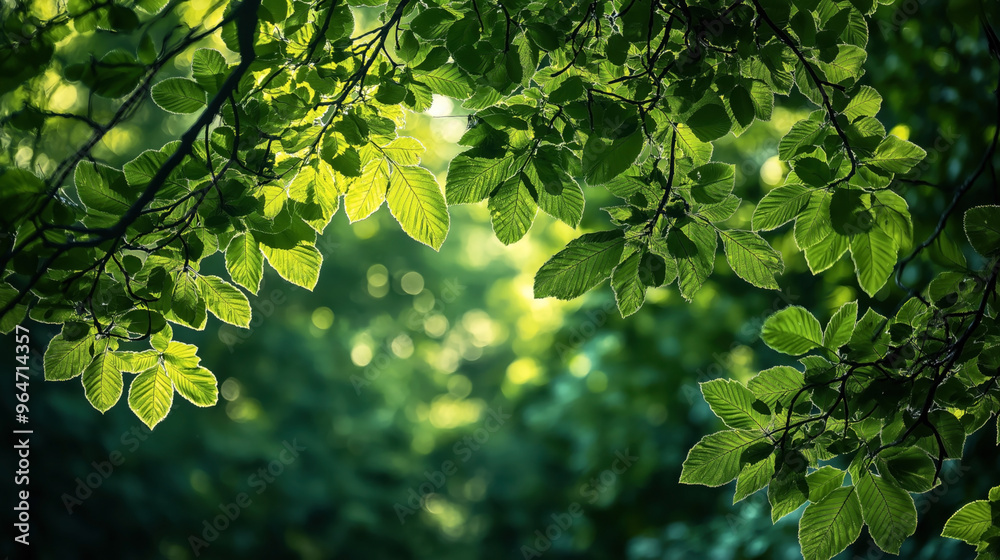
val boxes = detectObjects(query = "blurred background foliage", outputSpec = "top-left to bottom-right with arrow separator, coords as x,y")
3,0 -> 1000,558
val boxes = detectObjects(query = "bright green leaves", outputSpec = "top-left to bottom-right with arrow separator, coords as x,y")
44,329 -> 94,381
686,103 -> 733,142
610,251 -> 645,317
843,86 -> 882,121
345,159 -> 390,222
534,231 -> 625,300
857,473 -> 917,554
128,365 -> 174,429
752,184 -> 812,231
700,379 -> 769,431
761,306 -> 823,355
582,133 -> 643,186
942,498 -> 997,556
488,174 -> 536,245
260,243 -> 323,290
128,337 -> 218,428
75,162 -> 132,217
720,230 -> 784,290
82,351 -> 125,413
446,155 -> 515,204
779,120 -> 824,161
150,77 -> 207,114
688,163 -> 735,204
413,64 -> 473,99
163,342 -> 218,407
679,429 -> 769,487
225,233 -> 264,294
197,275 -> 251,328
798,487 -> 864,560
965,205 -> 1000,257
341,139 -> 450,249
866,135 -> 927,174
668,220 -> 717,301
386,164 -> 450,250
823,301 -> 858,351
165,269 -> 206,330
951,500 -> 996,544
849,228 -> 897,296
191,48 -> 228,93
747,366 -> 803,412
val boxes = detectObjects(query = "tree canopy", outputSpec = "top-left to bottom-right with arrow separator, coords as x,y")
2,0 -> 1000,558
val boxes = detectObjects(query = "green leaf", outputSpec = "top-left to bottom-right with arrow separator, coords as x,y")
537,177 -> 585,227
167,270 -> 206,330
700,378 -> 769,431
225,232 -> 264,294
819,45 -> 867,85
867,135 -> 927,174
345,159 -> 389,222
877,447 -> 936,493
793,157 -> 832,187
151,323 -> 172,352
942,501 -> 993,544
260,243 -> 323,290
534,231 -> 626,300
794,190 -> 835,249
0,284 -> 27,334
611,251 -> 646,317
44,331 -> 94,381
762,306 -> 824,355
769,459 -> 809,522
803,229 -> 849,274
119,350 -> 159,373
488,174 -> 536,245
965,205 -> 1000,257
807,467 -> 847,503
582,133 -> 643,185
752,184 -> 813,231
843,86 -> 882,121
689,163 -> 735,204
779,120 -> 824,161
82,352 -> 124,413
799,486 -> 864,560
719,230 -> 784,289
734,455 -> 776,503
922,410 -> 967,458
748,366 -> 804,410
680,430 -> 769,487
191,48 -> 227,93
381,136 -> 425,166
446,155 -> 515,204
414,64 -> 473,99
387,164 -> 450,250
849,228 -> 896,296
687,103 -> 732,142
823,301 -> 858,350
128,365 -> 174,429
75,161 -> 130,214
674,124 -> 714,164
410,7 -> 456,39
150,77 -> 207,114
668,220 -> 717,301
857,473 -> 917,554
729,85 -> 755,128
164,362 -> 218,407
197,275 -> 251,327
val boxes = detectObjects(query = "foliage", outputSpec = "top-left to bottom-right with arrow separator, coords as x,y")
2,0 -> 1000,558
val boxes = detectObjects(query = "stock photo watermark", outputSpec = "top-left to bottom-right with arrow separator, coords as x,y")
187,439 -> 306,557
394,404 -> 510,524
520,448 -> 638,559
